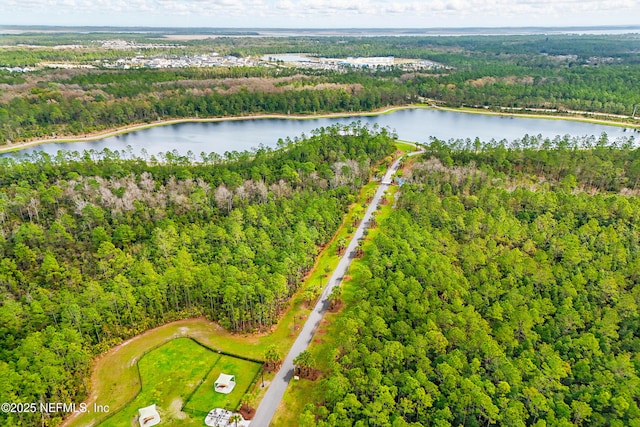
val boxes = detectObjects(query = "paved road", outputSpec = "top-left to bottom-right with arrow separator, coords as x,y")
251,149 -> 422,427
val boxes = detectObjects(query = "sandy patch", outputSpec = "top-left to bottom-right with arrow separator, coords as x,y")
168,398 -> 188,420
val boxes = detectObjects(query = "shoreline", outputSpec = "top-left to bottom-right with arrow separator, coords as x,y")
0,106 -> 414,154
435,105 -> 640,129
1,104 -> 638,154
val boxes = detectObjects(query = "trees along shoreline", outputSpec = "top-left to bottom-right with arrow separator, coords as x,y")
0,123 -> 396,427
2,104 -> 638,156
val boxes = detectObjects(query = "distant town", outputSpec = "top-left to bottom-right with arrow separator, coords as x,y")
0,39 -> 446,72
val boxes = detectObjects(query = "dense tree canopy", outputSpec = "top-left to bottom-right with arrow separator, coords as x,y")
304,140 -> 640,426
2,30 -> 640,427
1,33 -> 639,144
0,123 -> 396,427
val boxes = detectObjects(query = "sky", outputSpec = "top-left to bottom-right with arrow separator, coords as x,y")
1,0 -> 639,29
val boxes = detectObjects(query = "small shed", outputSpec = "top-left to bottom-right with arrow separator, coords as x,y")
138,404 -> 161,427
214,373 -> 236,394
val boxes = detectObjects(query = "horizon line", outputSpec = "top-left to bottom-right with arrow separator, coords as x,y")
2,24 -> 640,31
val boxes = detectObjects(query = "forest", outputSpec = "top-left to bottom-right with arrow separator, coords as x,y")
1,33 -> 639,144
0,71 -> 415,142
301,137 -> 640,426
2,29 -> 640,427
0,123 -> 396,426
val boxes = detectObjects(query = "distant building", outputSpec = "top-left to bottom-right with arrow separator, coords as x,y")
343,56 -> 395,67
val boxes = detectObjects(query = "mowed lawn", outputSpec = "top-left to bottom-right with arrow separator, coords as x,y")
100,338 -> 220,426
184,355 -> 262,417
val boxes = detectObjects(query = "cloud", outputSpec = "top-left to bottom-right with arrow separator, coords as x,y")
271,0 -> 639,20
1,0 -> 268,19
1,0 -> 638,26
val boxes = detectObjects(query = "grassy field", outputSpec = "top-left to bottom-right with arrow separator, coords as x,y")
97,338 -> 262,427
394,139 -> 420,153
100,338 -> 220,427
184,355 -> 262,417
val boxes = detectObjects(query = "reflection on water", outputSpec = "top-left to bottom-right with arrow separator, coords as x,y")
6,109 -> 635,159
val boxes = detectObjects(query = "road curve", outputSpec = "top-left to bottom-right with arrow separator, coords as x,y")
251,149 -> 422,427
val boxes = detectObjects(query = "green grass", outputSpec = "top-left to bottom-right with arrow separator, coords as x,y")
270,378 -> 317,427
184,355 -> 262,417
97,338 -> 261,427
296,181 -> 376,298
99,338 -> 219,426
271,177 -> 401,427
395,140 -> 419,153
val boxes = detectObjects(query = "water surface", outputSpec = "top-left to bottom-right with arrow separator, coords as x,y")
10,109 -> 637,158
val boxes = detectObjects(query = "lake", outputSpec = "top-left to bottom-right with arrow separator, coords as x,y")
8,109 -> 638,158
